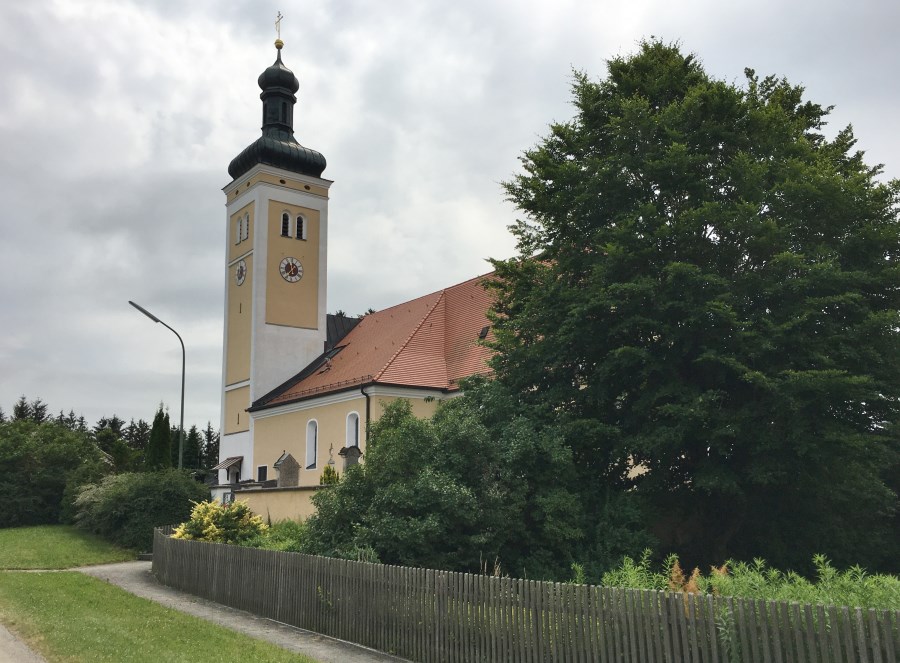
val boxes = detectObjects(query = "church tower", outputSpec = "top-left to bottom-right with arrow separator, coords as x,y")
219,38 -> 331,482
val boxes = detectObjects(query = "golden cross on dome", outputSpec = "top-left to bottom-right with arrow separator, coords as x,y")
275,11 -> 283,40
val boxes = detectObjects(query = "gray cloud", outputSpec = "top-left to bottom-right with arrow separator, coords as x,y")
1,0 -> 896,429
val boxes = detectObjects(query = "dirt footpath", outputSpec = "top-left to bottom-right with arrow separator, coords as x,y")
77,561 -> 407,663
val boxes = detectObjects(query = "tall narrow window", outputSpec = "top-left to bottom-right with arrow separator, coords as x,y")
281,212 -> 290,237
346,412 -> 359,448
296,215 -> 306,240
306,420 -> 318,469
242,213 -> 249,241
235,217 -> 242,244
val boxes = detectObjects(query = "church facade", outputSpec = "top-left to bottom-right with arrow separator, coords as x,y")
212,39 -> 494,521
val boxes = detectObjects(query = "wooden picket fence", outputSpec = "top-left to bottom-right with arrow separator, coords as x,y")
152,529 -> 898,662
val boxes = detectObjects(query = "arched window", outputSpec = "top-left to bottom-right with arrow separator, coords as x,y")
235,217 -> 242,245
296,215 -> 306,240
306,420 -> 318,469
281,212 -> 291,237
346,412 -> 360,448
242,213 -> 249,241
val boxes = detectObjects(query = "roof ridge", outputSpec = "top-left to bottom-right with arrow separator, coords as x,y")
375,289 -> 447,382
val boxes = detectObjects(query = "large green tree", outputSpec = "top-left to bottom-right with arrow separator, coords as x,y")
0,419 -> 107,527
492,40 -> 900,572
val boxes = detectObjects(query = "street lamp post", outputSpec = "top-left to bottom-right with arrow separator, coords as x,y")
129,300 -> 185,469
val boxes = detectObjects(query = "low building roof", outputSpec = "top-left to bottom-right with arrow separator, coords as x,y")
212,456 -> 243,471
252,273 -> 495,411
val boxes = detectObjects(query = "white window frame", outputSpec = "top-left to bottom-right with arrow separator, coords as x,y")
306,419 -> 318,469
242,213 -> 250,241
281,211 -> 291,238
235,216 -> 242,245
346,412 -> 360,448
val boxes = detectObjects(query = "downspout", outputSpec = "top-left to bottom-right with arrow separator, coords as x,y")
361,385 -> 371,445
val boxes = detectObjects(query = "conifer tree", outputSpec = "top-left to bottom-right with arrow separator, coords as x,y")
145,405 -> 172,470
182,425 -> 202,470
12,396 -> 30,421
29,398 -> 48,424
202,422 -> 220,469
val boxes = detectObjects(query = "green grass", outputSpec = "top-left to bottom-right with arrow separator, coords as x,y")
0,525 -> 134,569
0,571 -> 316,663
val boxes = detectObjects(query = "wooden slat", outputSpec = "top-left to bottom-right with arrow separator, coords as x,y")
755,598 -> 772,663
686,593 -> 700,663
803,603 -> 818,663
867,608 -> 882,663
854,607 -> 869,663
879,609 -> 896,663
814,604 -> 829,663
656,590 -> 669,663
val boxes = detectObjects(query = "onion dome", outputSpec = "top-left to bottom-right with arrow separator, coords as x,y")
228,40 -> 326,180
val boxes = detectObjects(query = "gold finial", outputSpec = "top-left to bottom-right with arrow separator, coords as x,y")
275,11 -> 284,48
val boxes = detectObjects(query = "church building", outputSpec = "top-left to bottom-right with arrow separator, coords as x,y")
212,38 -> 495,521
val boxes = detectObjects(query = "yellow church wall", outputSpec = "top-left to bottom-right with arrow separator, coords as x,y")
253,396 -> 366,487
238,391 -> 453,522
265,202 -> 320,329
251,392 -> 443,487
236,487 -> 319,523
228,202 -> 254,262
224,386 -> 250,435
370,395 -> 441,421
225,254 -> 252,385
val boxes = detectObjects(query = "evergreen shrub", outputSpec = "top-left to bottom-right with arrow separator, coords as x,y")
172,500 -> 267,545
74,470 -> 208,550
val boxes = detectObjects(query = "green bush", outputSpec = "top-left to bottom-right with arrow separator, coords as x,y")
244,519 -> 307,552
172,500 -> 267,545
74,470 -> 208,550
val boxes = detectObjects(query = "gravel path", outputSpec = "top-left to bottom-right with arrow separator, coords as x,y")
77,561 -> 407,663
0,622 -> 46,663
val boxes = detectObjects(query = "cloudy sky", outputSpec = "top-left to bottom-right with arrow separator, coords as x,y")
0,0 -> 896,430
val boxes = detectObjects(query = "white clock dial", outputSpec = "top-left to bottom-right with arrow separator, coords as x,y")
279,256 -> 303,283
235,259 -> 247,286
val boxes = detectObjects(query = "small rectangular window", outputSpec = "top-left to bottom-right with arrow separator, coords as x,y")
257,466 -> 267,482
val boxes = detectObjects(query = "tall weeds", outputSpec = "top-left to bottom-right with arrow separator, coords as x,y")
601,551 -> 900,611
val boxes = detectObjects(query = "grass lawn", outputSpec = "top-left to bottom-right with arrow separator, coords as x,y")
0,525 -> 134,569
0,571 -> 317,663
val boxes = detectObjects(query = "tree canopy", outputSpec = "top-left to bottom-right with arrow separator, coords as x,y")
490,40 -> 900,572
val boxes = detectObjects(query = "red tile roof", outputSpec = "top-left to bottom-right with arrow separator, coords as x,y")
257,274 -> 495,408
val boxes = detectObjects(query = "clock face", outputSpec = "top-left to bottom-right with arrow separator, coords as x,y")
279,256 -> 303,283
235,259 -> 247,286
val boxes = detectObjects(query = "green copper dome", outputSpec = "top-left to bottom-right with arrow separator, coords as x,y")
228,42 -> 326,180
